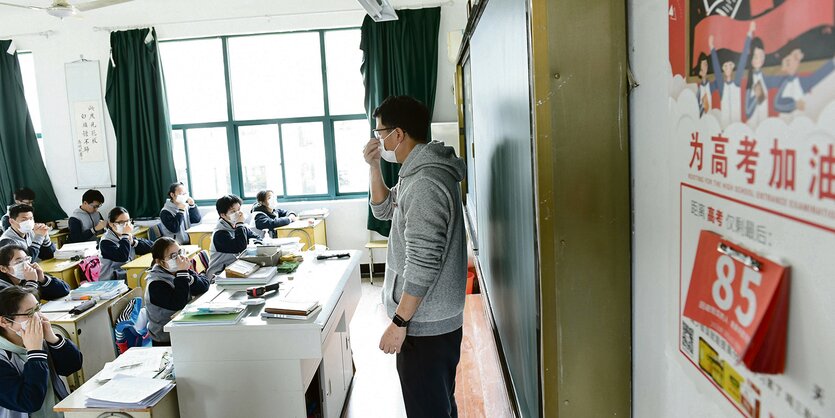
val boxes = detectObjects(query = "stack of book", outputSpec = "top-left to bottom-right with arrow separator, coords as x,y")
70,281 -> 128,301
261,299 -> 321,320
54,242 -> 98,259
170,301 -> 247,326
215,266 -> 278,286
85,375 -> 175,408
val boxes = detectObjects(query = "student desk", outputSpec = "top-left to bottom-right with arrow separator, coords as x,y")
39,258 -> 83,289
49,229 -> 69,249
44,289 -> 135,390
276,219 -> 327,251
122,245 -> 202,290
54,348 -> 179,418
133,225 -> 150,240
185,223 -> 215,251
166,250 -> 361,418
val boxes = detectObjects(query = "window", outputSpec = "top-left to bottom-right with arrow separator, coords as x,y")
161,28 -> 368,204
17,52 -> 46,163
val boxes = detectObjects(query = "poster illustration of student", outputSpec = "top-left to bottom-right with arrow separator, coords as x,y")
670,1 -> 835,417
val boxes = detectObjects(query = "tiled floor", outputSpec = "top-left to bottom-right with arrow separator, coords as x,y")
343,279 -> 513,418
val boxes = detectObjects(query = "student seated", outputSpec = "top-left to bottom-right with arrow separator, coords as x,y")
159,182 -> 202,245
67,189 -> 106,244
0,286 -> 83,418
0,205 -> 55,261
250,190 -> 297,238
1,187 -> 36,232
145,237 -> 209,345
207,195 -> 259,280
0,245 -> 70,301
99,207 -> 153,281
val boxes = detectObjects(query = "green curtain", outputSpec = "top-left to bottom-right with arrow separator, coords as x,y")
105,28 -> 177,218
0,40 -> 67,221
360,8 -> 441,237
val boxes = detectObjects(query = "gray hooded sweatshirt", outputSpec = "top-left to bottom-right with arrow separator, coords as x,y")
370,141 -> 467,337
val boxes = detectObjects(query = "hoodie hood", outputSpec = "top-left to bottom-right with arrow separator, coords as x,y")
399,141 -> 465,182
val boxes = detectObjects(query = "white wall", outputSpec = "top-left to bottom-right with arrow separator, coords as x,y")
0,0 -> 467,262
629,0 -> 742,416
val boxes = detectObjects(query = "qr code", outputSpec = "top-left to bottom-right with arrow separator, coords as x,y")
682,321 -> 695,355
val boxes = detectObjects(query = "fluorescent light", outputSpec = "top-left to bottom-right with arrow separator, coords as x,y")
356,0 -> 399,22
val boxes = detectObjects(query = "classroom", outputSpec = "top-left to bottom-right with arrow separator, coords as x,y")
1,0 -> 834,417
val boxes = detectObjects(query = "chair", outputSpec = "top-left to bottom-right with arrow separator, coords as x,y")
364,238 -> 388,285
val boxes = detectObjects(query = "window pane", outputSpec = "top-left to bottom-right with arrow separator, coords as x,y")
159,39 -> 228,124
324,30 -> 365,115
185,127 -> 231,199
239,125 -> 284,197
228,33 -> 324,120
171,130 -> 188,184
17,53 -> 42,134
334,119 -> 370,193
281,122 -> 327,195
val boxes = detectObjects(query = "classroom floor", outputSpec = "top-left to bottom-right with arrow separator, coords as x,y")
343,279 -> 513,418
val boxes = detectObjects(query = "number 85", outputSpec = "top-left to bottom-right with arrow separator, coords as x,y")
712,255 -> 762,327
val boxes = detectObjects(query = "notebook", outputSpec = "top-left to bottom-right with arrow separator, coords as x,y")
263,299 -> 320,316
224,259 -> 260,278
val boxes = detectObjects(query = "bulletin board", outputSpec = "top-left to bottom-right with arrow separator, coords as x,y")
670,1 -> 835,417
65,60 -> 113,188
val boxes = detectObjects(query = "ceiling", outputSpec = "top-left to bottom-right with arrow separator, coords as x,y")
0,0 -> 446,36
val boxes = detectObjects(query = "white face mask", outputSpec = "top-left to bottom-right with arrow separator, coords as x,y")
166,259 -> 179,272
8,318 -> 28,338
17,219 -> 35,233
268,197 -> 278,208
12,262 -> 26,279
115,224 -> 126,234
227,212 -> 239,224
175,194 -> 189,204
379,131 -> 400,163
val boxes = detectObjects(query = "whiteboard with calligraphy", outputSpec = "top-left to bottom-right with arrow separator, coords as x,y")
65,60 -> 113,187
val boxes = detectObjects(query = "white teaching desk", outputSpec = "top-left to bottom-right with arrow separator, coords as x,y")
165,250 -> 362,418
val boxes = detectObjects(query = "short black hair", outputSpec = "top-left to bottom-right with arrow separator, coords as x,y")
256,190 -> 273,203
8,204 -> 33,220
0,286 -> 37,320
372,96 -> 431,143
82,189 -> 105,204
215,194 -> 243,214
108,206 -> 130,223
168,182 -> 184,198
13,187 -> 35,202
0,244 -> 27,268
151,237 -> 177,262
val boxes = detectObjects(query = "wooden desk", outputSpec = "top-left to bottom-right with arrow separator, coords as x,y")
134,225 -> 150,240
49,230 -> 69,249
54,348 -> 179,418
166,250 -> 361,418
186,223 -> 215,251
38,258 -> 83,289
44,290 -> 135,390
122,245 -> 202,290
276,219 -> 327,251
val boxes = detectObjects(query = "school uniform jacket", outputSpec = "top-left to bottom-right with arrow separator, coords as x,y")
98,229 -> 153,281
0,273 -> 70,302
0,229 -> 55,262
159,201 -> 202,245
67,208 -> 104,244
206,218 -> 258,280
144,265 -> 209,343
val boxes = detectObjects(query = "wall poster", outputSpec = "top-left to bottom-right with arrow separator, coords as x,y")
670,1 -> 835,417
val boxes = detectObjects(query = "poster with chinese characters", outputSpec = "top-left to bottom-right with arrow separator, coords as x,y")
72,101 -> 105,162
65,60 -> 112,188
670,1 -> 835,417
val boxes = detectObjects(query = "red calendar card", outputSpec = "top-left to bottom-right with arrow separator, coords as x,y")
683,230 -> 790,374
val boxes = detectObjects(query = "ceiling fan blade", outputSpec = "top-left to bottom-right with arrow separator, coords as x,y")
0,1 -> 45,10
74,0 -> 132,12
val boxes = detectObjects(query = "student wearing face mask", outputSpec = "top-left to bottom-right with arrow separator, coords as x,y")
0,204 -> 56,262
144,237 -> 210,345
206,195 -> 259,280
99,207 -> 153,281
0,286 -> 83,418
159,182 -> 202,245
67,189 -> 106,244
1,188 -> 37,232
250,190 -> 296,238
0,245 -> 70,301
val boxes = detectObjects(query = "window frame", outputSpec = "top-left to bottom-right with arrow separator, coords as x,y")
16,51 -> 46,164
162,28 -> 369,206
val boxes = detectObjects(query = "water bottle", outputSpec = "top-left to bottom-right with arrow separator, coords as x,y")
246,239 -> 257,257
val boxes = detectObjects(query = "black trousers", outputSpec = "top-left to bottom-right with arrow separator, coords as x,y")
396,327 -> 463,418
